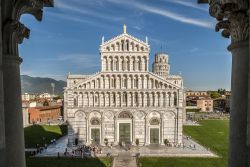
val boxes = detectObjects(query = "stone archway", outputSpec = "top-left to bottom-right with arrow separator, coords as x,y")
0,1 -> 54,167
117,111 -> 133,144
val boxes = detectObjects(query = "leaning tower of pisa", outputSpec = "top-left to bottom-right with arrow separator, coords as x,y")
152,53 -> 170,78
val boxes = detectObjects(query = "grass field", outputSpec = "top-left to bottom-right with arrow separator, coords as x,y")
139,120 -> 229,167
26,157 -> 112,167
25,124 -> 112,167
24,124 -> 67,148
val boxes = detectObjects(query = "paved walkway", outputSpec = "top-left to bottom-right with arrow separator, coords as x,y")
36,135 -> 217,158
35,135 -> 70,157
113,152 -> 137,167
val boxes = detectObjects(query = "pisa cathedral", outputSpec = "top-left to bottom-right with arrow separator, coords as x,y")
64,25 -> 185,146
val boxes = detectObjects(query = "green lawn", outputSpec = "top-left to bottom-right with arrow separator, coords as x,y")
24,124 -> 67,148
139,120 -> 229,167
25,124 -> 112,167
26,157 -> 112,167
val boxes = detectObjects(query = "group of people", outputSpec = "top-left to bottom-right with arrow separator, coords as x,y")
64,145 -> 103,158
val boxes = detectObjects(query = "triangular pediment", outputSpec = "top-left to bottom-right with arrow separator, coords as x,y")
100,33 -> 150,52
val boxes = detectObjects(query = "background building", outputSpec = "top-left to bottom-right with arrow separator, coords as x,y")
28,105 -> 62,124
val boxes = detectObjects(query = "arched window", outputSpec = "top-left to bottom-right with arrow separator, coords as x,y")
113,93 -> 116,104
135,93 -> 138,106
135,78 -> 138,88
90,118 -> 101,125
122,60 -> 125,71
174,93 -> 177,106
118,111 -> 132,118
150,118 -> 160,125
74,93 -> 78,107
126,40 -> 129,51
123,93 -> 127,106
133,59 -> 136,71
123,78 -> 127,88
147,94 -> 150,107
116,59 -> 119,71
110,59 -> 113,71
168,93 -> 171,107
121,40 -> 124,51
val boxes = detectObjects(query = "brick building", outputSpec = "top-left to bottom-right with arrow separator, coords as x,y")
28,105 -> 62,124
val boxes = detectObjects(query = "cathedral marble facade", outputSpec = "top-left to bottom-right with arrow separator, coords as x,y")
64,26 -> 185,146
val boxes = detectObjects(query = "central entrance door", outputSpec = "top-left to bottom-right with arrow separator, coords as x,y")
119,123 -> 130,144
150,128 -> 159,144
91,128 -> 100,145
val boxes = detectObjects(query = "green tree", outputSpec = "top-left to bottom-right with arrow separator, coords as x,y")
211,92 -> 221,99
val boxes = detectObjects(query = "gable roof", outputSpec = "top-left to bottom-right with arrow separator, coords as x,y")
101,32 -> 149,48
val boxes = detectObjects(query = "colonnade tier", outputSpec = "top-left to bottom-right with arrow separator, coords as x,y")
69,91 -> 178,108
101,55 -> 148,72
102,38 -> 149,52
70,74 -> 181,90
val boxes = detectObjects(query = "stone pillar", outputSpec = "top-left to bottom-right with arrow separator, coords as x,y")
1,1 -> 53,167
143,93 -> 147,107
86,117 -> 89,144
161,116 -> 164,145
119,57 -> 123,72
145,117 -> 150,145
101,114 -> 104,145
206,1 -> 249,166
228,42 -> 249,166
138,93 -> 142,107
3,55 -> 25,167
132,117 -> 135,144
114,116 -> 117,144
0,15 -> 6,167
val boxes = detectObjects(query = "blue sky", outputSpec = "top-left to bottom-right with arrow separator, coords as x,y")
19,0 -> 231,90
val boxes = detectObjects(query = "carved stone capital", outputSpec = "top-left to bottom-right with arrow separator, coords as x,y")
2,0 -> 54,55
3,20 -> 30,55
209,0 -> 249,44
13,0 -> 53,21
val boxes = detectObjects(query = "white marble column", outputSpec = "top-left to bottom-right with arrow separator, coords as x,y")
86,117 -> 90,144
138,93 -> 142,107
101,114 -> 104,145
114,116 -> 117,144
132,117 -> 135,144
145,117 -> 149,145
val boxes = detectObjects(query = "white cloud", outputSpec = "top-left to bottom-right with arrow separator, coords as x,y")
105,0 -> 213,29
134,3 -> 213,28
190,47 -> 200,53
49,53 -> 100,68
56,0 -> 123,21
164,0 -> 208,11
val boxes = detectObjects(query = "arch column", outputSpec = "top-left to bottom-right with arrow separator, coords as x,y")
143,93 -> 147,107
114,116 -> 117,144
1,2 -> 53,166
3,55 -> 25,167
138,93 -> 142,107
145,117 -> 149,145
204,1 -> 249,166
132,116 -> 135,144
101,113 -> 104,145
119,57 -> 123,71
86,117 -> 90,144
160,115 -> 164,145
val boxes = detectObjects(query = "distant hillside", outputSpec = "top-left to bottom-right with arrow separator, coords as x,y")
21,75 -> 66,96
